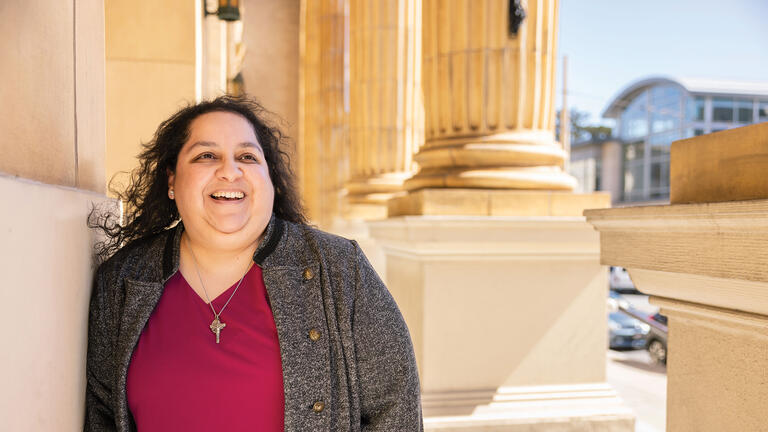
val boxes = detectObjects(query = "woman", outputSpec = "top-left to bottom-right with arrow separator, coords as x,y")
85,96 -> 423,431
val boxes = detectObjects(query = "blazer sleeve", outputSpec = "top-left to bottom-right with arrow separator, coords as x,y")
351,241 -> 424,431
84,266 -> 118,431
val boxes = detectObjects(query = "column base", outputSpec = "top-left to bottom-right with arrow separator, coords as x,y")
345,171 -> 411,207
404,167 -> 578,191
369,215 -> 634,431
388,188 -> 610,217
408,130 -> 577,191
424,384 -> 635,432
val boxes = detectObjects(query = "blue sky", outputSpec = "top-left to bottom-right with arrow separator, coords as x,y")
557,0 -> 768,127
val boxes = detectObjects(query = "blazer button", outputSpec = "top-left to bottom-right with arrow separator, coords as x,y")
313,401 -> 325,413
309,328 -> 321,341
303,268 -> 314,281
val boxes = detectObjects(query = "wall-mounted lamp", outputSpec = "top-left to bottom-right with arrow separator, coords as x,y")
508,0 -> 526,37
204,0 -> 241,22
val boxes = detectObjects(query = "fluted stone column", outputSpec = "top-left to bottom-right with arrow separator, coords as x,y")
300,0 -> 348,227
405,0 -> 574,192
346,0 -> 423,220
369,1 -> 631,430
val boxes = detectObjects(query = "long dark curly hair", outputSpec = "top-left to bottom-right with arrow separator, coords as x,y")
90,95 -> 307,263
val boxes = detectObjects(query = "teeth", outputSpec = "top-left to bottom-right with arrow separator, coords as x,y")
211,191 -> 244,199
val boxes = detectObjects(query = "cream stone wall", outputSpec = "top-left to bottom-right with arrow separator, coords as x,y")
242,0 -> 300,146
0,1 -> 110,430
105,0 -> 197,194
0,0 -> 105,193
0,176 -> 114,431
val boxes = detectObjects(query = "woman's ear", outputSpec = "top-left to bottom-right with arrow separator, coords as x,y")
167,167 -> 175,190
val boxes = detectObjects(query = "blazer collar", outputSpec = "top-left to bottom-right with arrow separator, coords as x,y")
160,214 -> 286,282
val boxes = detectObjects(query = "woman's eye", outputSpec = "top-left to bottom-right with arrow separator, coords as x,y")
196,153 -> 215,160
239,154 -> 259,162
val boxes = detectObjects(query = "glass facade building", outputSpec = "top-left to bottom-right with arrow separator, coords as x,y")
602,77 -> 768,203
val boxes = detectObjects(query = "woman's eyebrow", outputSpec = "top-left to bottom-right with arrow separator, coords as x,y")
186,141 -> 263,155
187,141 -> 217,152
238,141 -> 264,155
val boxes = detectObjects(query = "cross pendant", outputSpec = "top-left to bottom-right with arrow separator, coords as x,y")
210,317 -> 226,344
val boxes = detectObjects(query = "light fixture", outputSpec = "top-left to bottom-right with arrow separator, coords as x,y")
204,0 -> 241,22
508,0 -> 526,37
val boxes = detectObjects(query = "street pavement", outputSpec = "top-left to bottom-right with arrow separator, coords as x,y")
606,293 -> 667,432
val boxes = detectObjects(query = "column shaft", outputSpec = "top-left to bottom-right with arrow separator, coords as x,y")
347,0 -> 423,210
409,0 -> 575,191
300,0 -> 348,227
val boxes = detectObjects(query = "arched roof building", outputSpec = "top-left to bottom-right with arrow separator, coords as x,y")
598,76 -> 768,203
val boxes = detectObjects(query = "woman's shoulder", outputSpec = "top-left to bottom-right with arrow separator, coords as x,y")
288,221 -> 359,257
95,227 -> 175,280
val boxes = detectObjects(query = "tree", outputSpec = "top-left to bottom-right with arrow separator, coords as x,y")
555,108 -> 612,144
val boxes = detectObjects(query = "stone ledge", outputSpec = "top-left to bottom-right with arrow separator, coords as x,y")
424,383 -> 634,431
584,199 -> 768,284
389,188 -> 610,217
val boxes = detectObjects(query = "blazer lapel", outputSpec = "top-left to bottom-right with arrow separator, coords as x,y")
114,278 -> 165,428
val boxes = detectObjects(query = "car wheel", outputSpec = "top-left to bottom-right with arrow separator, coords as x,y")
648,339 -> 667,365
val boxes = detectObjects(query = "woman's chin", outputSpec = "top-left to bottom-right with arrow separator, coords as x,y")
205,217 -> 251,236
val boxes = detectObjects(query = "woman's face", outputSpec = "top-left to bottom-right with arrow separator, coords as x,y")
168,111 -> 275,248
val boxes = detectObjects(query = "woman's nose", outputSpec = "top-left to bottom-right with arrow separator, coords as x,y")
216,156 -> 243,181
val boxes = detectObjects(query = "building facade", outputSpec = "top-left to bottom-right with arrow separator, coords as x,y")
573,76 -> 768,204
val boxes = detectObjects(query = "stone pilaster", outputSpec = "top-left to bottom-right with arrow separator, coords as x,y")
586,123 -> 768,431
346,0 -> 423,220
406,0 -> 574,192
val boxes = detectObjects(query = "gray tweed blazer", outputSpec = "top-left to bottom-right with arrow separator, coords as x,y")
84,216 -> 423,431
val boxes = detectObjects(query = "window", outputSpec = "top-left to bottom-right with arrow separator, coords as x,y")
620,91 -> 648,140
623,163 -> 644,194
650,160 -> 670,189
735,99 -> 753,123
649,131 -> 678,156
624,141 -> 644,161
759,102 -> 768,123
651,112 -> 678,133
712,97 -> 734,122
687,96 -> 706,121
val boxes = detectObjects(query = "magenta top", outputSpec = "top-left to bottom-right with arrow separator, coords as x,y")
126,263 -> 285,431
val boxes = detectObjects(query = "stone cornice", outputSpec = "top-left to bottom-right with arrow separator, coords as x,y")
586,199 -> 768,317
584,199 -> 768,232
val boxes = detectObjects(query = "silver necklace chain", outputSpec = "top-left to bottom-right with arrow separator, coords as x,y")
185,235 -> 249,320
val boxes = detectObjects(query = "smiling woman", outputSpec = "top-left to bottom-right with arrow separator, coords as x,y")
86,96 -> 423,432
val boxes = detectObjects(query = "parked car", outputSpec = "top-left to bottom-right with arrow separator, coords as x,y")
608,310 -> 650,350
607,289 -> 630,312
645,313 -> 668,365
606,290 -> 669,362
609,266 -> 639,293
615,304 -> 669,365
